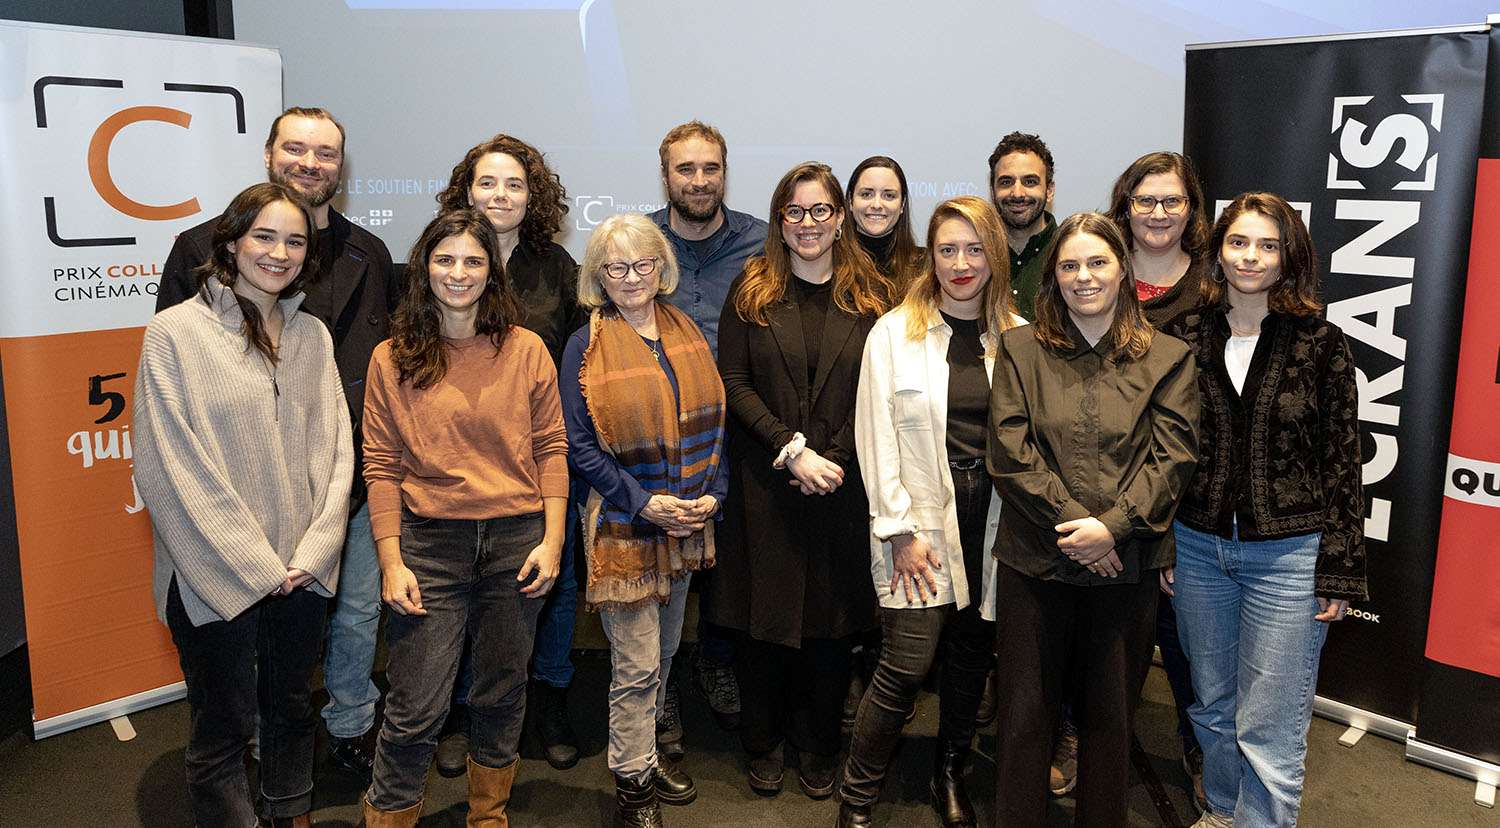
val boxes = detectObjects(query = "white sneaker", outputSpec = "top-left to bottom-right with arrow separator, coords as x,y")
1191,810 -> 1234,828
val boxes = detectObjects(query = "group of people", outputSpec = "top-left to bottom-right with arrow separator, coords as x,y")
131,107 -> 1368,828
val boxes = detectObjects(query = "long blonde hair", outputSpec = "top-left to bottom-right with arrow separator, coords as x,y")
732,162 -> 891,325
900,196 -> 1019,352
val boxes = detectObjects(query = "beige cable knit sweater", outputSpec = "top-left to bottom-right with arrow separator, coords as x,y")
134,280 -> 353,626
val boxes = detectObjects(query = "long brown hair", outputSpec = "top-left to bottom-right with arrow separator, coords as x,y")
1107,151 -> 1210,260
195,182 -> 319,365
390,210 -> 525,389
901,196 -> 1019,351
1033,212 -> 1154,361
435,134 -> 568,256
733,162 -> 890,325
844,155 -> 924,292
1200,192 -> 1323,316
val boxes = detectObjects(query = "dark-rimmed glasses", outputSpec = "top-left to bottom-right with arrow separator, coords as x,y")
601,257 -> 660,280
780,203 -> 836,224
1129,195 -> 1189,215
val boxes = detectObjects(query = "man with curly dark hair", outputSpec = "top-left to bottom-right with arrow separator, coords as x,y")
987,131 -> 1058,320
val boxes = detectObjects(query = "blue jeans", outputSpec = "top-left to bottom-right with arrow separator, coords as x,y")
368,511 -> 546,810
1171,521 -> 1328,827
321,503 -> 381,739
599,576 -> 690,780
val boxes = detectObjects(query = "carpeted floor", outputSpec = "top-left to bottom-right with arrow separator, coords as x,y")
1,646 -> 1497,827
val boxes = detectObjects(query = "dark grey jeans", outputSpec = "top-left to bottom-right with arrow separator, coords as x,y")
165,578 -> 326,825
367,510 -> 546,810
839,461 -> 994,807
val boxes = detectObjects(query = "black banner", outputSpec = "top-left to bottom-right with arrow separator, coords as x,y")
1184,29 -> 1488,724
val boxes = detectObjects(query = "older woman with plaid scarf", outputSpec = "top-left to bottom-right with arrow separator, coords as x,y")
560,213 -> 729,828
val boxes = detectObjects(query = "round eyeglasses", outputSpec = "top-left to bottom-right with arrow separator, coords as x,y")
601,257 -> 660,280
1129,195 -> 1189,215
780,203 -> 836,224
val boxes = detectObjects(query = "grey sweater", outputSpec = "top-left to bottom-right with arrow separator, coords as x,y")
134,280 -> 353,626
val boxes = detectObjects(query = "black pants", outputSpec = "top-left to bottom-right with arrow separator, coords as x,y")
368,511 -> 545,810
840,461 -> 994,806
993,565 -> 1158,828
735,635 -> 853,758
1155,593 -> 1200,753
165,578 -> 327,825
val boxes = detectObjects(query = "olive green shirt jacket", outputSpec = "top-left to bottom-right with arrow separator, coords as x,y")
987,321 -> 1200,586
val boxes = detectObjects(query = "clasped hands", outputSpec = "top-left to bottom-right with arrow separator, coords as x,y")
641,494 -> 719,538
1056,516 -> 1122,578
786,447 -> 844,496
274,567 -> 314,596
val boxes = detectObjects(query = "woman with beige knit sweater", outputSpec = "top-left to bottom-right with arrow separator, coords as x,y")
133,182 -> 353,828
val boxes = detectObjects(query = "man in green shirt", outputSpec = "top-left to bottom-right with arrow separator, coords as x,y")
988,132 -> 1057,320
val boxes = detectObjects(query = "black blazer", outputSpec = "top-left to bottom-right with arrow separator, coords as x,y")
706,270 -> 878,647
155,208 -> 399,507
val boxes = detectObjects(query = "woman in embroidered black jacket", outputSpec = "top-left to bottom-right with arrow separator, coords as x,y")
1164,192 -> 1367,828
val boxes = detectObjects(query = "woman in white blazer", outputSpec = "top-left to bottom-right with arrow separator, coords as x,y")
838,196 -> 1025,828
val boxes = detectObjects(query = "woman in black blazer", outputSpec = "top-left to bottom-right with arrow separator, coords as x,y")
709,161 -> 891,801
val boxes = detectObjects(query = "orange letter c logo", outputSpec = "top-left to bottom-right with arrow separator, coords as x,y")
87,106 -> 201,221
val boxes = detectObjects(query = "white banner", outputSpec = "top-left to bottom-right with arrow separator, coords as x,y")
0,20 -> 282,735
0,21 -> 282,337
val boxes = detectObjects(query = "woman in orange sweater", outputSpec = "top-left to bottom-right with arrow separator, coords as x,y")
359,210 -> 569,826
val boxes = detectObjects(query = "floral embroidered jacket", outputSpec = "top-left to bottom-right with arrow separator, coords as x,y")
1167,309 -> 1368,600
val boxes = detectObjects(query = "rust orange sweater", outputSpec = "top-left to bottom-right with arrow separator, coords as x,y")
362,329 -> 569,541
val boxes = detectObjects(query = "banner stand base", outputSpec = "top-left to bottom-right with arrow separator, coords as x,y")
1313,695 -> 1414,743
33,681 -> 185,740
1407,734 -> 1500,802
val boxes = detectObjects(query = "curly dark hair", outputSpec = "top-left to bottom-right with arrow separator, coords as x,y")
435,134 -> 568,256
194,182 -> 319,365
390,210 -> 526,390
987,131 -> 1054,186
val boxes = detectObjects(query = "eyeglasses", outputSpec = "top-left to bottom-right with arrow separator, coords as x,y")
1129,195 -> 1189,215
780,203 -> 836,224
601,256 -> 660,280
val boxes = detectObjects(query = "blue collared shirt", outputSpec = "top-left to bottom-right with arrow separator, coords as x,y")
650,205 -> 769,358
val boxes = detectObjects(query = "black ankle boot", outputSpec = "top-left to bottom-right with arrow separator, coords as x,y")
533,680 -> 580,769
615,773 -> 663,827
836,801 -> 874,827
652,760 -> 697,805
930,742 -> 976,827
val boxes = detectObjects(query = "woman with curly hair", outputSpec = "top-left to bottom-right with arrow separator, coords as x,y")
360,210 -> 568,827
434,134 -> 585,771
1165,193 -> 1366,828
709,161 -> 890,800
134,182 -> 351,828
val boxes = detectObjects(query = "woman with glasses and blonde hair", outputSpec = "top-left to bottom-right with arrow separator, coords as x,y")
709,161 -> 891,800
838,196 -> 1024,828
560,213 -> 728,827
989,213 -> 1199,827
1105,150 -> 1214,808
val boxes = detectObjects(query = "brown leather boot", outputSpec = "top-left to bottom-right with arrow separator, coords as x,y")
466,756 -> 518,827
361,798 -> 422,827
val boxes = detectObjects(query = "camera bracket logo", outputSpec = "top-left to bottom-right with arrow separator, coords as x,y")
33,76 -> 247,248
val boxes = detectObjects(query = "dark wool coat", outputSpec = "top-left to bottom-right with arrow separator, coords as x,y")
707,271 -> 878,648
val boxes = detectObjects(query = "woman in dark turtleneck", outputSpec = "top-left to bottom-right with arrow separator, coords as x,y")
844,156 -> 925,299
